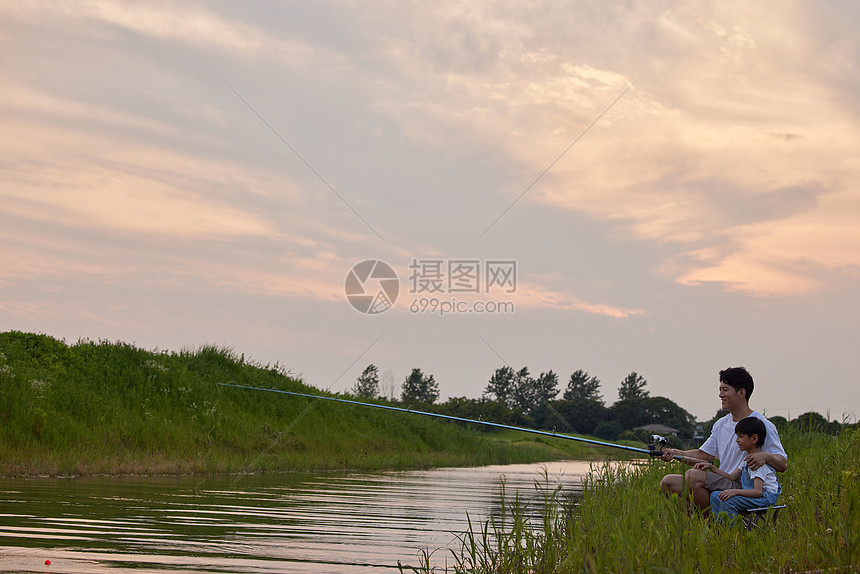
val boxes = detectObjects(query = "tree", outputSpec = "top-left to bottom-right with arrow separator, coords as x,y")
353,364 -> 380,399
484,366 -> 517,408
768,415 -> 789,432
618,371 -> 649,401
792,411 -> 838,434
608,397 -> 651,430
564,369 -> 603,403
609,396 -> 696,438
513,367 -> 558,414
532,370 -> 560,410
594,420 -> 623,441
512,367 -> 534,412
436,396 -> 527,427
640,396 -> 697,438
533,398 -> 607,435
401,368 -> 439,405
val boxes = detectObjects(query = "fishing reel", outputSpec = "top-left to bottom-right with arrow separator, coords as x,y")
648,434 -> 669,456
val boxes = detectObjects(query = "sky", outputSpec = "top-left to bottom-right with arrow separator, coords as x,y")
1,0 -> 859,423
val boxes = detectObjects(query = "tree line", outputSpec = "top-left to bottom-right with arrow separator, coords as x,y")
352,365 -> 851,444
352,364 -> 698,444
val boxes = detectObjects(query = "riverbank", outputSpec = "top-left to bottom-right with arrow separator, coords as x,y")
423,427 -> 860,573
0,331 -> 604,478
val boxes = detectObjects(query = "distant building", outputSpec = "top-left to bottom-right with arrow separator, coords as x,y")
634,423 -> 679,436
690,423 -> 706,448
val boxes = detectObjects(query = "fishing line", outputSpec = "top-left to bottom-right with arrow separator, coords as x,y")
219,382 -> 674,459
226,322 -> 395,489
193,385 -> 221,492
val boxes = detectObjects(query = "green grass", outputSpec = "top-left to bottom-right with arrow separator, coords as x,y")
404,426 -> 860,573
0,331 -> 590,477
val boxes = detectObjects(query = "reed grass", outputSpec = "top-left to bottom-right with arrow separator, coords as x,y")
0,331 -> 585,477
403,425 -> 860,573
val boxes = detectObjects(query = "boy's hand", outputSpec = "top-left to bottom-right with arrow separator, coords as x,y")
718,489 -> 738,501
693,462 -> 712,471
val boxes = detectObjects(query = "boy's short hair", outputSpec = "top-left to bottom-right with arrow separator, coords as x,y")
719,366 -> 754,401
735,416 -> 767,446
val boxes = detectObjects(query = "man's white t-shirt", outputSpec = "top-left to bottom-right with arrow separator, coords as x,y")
700,411 -> 787,472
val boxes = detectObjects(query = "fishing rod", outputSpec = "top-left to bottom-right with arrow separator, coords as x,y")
220,383 -> 687,460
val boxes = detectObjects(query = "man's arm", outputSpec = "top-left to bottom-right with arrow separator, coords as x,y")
660,448 -> 714,466
745,451 -> 787,472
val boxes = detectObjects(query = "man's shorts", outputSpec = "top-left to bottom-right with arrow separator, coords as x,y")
704,471 -> 742,492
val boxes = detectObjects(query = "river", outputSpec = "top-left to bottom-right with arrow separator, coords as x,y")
0,460 -> 591,573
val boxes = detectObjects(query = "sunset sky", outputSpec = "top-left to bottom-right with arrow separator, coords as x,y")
2,1 -> 858,422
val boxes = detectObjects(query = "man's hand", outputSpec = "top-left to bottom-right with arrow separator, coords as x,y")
744,451 -> 769,470
659,448 -> 677,462
718,489 -> 739,501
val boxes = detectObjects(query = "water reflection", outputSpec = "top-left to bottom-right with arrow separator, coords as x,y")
0,460 -> 589,573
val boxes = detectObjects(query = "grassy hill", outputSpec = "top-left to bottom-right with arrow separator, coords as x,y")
0,331 -> 594,477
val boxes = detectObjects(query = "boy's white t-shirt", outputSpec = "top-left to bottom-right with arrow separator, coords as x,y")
701,410 -> 787,472
741,460 -> 780,494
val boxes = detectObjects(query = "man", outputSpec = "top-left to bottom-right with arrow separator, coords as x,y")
659,367 -> 787,512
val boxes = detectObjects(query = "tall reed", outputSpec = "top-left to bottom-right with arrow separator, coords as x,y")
404,426 -> 859,573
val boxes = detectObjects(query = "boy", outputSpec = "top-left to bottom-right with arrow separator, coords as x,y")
693,416 -> 781,525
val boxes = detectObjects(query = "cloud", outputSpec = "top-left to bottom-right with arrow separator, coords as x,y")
0,94 -> 278,241
2,167 -> 276,240
347,1 -> 860,297
2,0 -> 332,67
676,188 -> 860,295
0,69 -> 400,246
513,281 -> 646,318
3,0 -> 858,309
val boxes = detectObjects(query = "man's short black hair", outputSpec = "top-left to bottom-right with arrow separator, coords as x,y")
735,416 -> 767,446
719,366 -> 754,401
